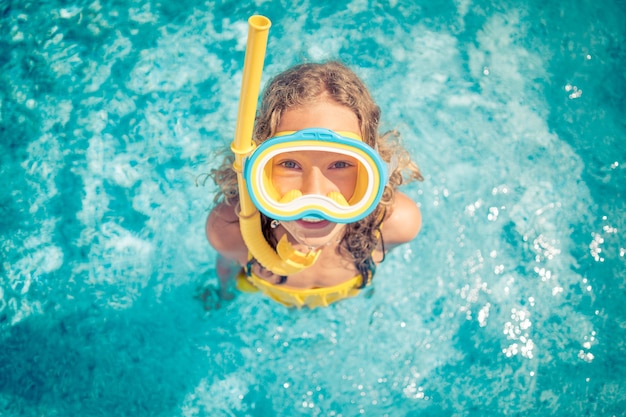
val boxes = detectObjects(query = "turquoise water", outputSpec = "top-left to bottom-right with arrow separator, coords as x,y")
1,0 -> 625,415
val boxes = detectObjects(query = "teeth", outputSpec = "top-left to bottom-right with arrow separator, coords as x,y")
302,217 -> 324,223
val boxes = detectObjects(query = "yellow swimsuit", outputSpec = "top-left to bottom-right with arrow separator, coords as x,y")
236,247 -> 367,308
237,270 -> 362,309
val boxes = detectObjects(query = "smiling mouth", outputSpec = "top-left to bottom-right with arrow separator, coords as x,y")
296,218 -> 331,229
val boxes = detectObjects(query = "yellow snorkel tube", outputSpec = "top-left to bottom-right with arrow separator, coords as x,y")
232,16 -> 320,276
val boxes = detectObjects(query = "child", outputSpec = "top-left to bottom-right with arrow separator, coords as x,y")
205,61 -> 423,309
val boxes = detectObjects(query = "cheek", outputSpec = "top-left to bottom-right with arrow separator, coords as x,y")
271,173 -> 302,195
338,177 -> 358,200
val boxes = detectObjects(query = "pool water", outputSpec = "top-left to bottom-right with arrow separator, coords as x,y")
1,0 -> 625,415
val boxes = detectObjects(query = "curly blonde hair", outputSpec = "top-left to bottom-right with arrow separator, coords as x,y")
211,61 -> 422,286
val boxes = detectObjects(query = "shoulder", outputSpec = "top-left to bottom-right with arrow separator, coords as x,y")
206,202 -> 248,264
381,192 -> 422,247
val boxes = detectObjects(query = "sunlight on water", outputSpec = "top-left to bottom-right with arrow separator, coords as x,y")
1,0 -> 625,415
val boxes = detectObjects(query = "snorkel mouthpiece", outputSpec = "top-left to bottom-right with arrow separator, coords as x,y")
276,235 -> 321,268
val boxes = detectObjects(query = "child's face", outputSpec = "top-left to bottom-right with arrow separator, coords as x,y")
273,99 -> 361,248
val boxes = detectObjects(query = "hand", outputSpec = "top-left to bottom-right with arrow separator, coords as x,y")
194,255 -> 241,310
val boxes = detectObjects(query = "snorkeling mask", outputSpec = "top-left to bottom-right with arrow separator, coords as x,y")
243,128 -> 388,223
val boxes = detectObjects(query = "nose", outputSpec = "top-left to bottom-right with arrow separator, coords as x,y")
300,167 -> 335,196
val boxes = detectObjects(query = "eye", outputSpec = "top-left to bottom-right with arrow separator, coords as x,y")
330,161 -> 354,169
278,160 -> 300,169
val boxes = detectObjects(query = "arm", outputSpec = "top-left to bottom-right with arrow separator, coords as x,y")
205,201 -> 249,265
205,202 -> 249,300
381,191 -> 422,250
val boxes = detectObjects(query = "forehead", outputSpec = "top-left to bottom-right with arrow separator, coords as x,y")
277,100 -> 360,135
